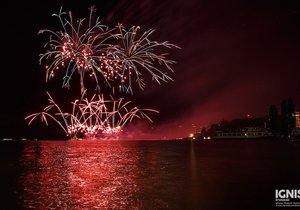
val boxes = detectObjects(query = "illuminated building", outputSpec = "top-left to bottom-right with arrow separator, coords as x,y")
295,112 -> 300,129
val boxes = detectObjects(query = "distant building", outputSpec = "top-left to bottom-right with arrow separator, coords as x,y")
290,112 -> 300,139
214,127 -> 272,140
295,112 -> 300,129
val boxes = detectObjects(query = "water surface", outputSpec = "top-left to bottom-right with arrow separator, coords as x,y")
1,140 -> 300,209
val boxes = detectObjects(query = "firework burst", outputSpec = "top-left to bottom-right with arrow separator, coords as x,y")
39,6 -> 119,94
39,7 -> 180,95
25,92 -> 158,139
113,24 -> 180,94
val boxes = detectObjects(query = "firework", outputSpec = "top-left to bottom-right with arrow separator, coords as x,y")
113,24 -> 180,94
39,6 -> 119,94
25,92 -> 158,139
39,7 -> 180,94
28,6 -> 179,139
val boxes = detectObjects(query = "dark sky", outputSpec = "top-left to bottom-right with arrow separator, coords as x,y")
1,0 -> 300,139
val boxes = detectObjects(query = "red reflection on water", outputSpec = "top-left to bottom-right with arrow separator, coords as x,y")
19,141 -> 148,209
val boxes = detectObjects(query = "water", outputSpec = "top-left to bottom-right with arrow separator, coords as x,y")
1,140 -> 300,209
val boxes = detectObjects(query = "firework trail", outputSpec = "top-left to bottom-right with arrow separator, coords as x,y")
39,7 -> 180,95
113,24 -> 180,94
28,6 -> 179,139
25,92 -> 158,139
39,6 -> 118,94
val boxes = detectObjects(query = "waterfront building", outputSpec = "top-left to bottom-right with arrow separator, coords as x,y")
295,112 -> 300,129
214,127 -> 272,140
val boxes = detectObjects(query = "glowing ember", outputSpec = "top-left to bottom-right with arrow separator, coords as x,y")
25,92 -> 158,139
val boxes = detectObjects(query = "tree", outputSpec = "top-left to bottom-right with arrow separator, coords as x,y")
287,97 -> 295,115
269,105 -> 279,132
287,97 -> 296,133
281,99 -> 287,117
279,98 -> 296,137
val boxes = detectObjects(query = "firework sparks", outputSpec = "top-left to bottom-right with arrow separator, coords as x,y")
39,7 -> 180,94
27,6 -> 179,139
39,6 -> 118,94
113,24 -> 180,93
25,92 -> 158,139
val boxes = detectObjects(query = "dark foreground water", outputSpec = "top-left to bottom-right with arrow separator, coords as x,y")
1,140 -> 300,210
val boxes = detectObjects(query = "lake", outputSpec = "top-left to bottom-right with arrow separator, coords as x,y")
1,140 -> 300,209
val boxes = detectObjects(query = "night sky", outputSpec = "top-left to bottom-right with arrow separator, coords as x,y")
1,0 -> 300,139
